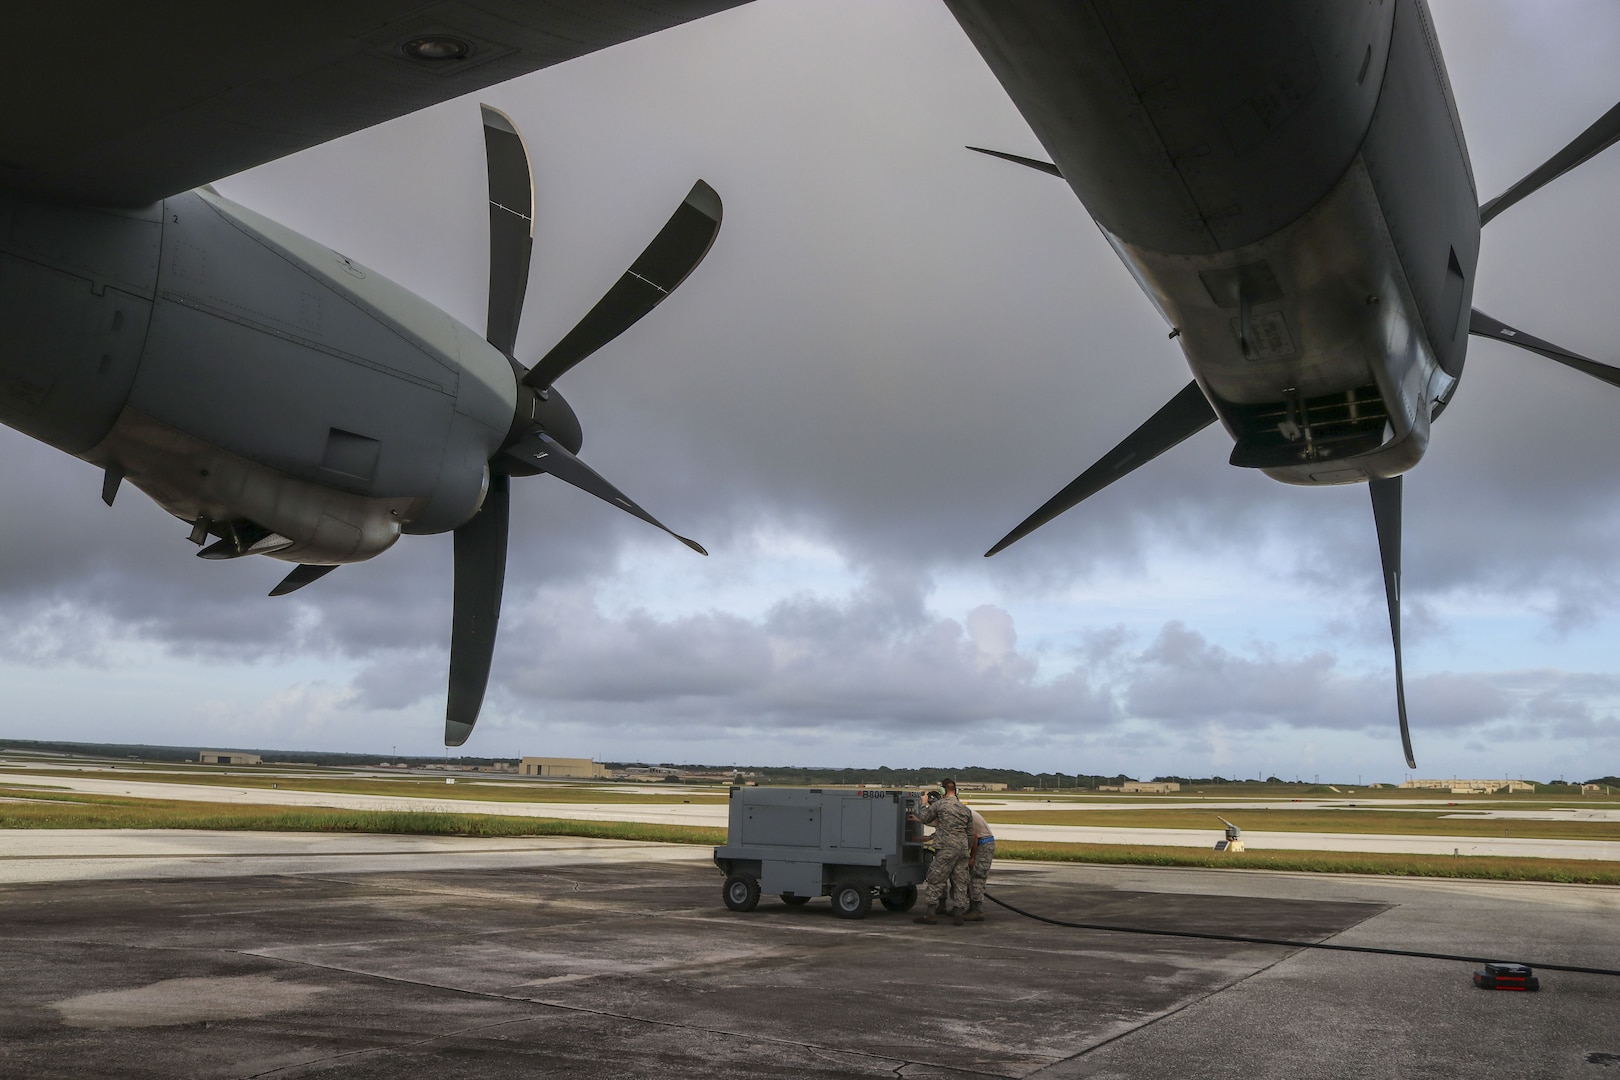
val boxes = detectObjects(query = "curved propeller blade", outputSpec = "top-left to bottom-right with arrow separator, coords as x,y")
986,380 -> 1217,557
1469,309 -> 1620,389
1369,476 -> 1415,770
269,563 -> 337,597
447,475 -> 510,747
966,146 -> 1062,177
504,430 -> 706,555
523,180 -> 723,389
481,104 -> 534,358
1479,100 -> 1620,226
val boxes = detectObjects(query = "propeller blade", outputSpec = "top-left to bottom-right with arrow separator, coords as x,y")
985,380 -> 1217,557
504,430 -> 706,555
1369,476 -> 1415,770
1479,99 -> 1620,226
269,564 -> 337,597
523,180 -> 723,389
446,475 -> 510,747
966,146 -> 1062,177
1469,309 -> 1620,389
481,104 -> 534,358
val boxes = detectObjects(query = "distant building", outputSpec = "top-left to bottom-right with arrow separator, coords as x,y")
1124,781 -> 1180,793
1399,779 -> 1534,794
198,751 -> 261,765
521,756 -> 607,779
956,782 -> 1009,792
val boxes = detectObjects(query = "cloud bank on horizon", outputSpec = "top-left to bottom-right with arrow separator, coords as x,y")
2,0 -> 1618,780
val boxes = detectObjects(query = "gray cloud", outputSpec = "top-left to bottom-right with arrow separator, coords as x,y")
496,565 -> 1111,738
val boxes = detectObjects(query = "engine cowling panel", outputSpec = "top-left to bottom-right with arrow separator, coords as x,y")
1,187 -> 519,562
0,198 -> 159,455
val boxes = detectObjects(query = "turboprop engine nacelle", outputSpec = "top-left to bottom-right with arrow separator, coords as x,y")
2,99 -> 720,746
0,187 -> 520,563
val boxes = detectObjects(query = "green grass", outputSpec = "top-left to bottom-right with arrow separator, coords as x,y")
992,840 -> 1620,885
980,806 -> 1620,841
0,767 -> 729,804
0,789 -> 727,845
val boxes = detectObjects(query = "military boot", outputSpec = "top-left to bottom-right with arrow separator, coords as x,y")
913,914 -> 938,925
962,901 -> 984,922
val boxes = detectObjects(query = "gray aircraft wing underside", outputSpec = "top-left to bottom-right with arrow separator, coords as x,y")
2,0 -> 749,206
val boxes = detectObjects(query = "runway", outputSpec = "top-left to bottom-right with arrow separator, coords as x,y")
986,822 -> 1620,860
1,832 -> 1616,1078
0,830 -> 707,884
5,771 -> 1618,860
0,771 -> 730,825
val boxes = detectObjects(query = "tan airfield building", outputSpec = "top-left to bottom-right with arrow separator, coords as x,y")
1399,779 -> 1534,794
520,757 -> 606,779
198,751 -> 262,765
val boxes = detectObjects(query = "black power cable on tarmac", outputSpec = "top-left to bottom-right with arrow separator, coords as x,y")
983,891 -> 1620,980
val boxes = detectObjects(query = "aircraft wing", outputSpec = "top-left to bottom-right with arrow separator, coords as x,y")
2,0 -> 749,206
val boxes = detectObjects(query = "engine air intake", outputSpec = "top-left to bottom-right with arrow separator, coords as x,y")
1226,384 -> 1389,468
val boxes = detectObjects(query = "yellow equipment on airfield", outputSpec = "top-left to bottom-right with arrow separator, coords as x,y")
1215,817 -> 1245,853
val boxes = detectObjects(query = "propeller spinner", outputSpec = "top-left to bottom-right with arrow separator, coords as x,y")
444,104 -> 720,746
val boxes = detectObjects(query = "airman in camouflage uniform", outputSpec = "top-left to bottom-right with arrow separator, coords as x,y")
964,807 -> 994,921
913,780 -> 972,924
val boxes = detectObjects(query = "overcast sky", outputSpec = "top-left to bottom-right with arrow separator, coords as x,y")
4,0 -> 1619,781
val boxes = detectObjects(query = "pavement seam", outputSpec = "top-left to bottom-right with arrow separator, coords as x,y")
1015,899 -> 1398,1077
1018,945 -> 1304,1078
240,949 -> 1011,1078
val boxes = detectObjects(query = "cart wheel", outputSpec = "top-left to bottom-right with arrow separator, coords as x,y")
723,874 -> 761,912
781,894 -> 812,906
830,883 -> 872,919
879,885 -> 918,912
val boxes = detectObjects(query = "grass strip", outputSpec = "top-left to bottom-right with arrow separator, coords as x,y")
992,840 -> 1620,885
0,767 -> 728,804
0,790 -> 726,846
980,807 -> 1620,841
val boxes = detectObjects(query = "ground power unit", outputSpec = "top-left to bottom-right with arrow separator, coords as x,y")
713,787 -> 932,918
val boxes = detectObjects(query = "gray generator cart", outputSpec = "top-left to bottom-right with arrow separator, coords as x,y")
713,786 -> 930,918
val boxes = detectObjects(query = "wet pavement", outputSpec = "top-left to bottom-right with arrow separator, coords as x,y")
1,840 -> 1617,1078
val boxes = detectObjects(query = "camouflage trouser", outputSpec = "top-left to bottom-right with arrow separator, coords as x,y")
968,839 -> 995,903
920,841 -> 971,915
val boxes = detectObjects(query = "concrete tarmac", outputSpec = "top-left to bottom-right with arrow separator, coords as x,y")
2,833 -> 1617,1078
6,772 -> 1617,859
